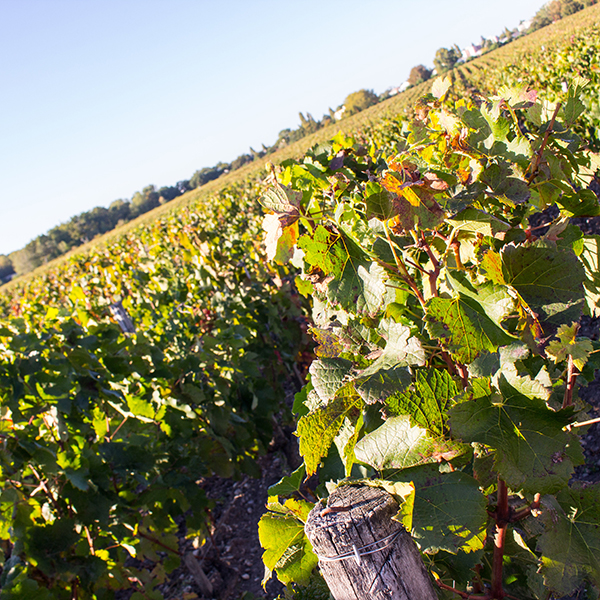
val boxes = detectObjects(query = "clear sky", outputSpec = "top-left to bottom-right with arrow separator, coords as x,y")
0,0 -> 547,256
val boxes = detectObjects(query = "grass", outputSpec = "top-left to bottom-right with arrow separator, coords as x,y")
4,2 -> 600,293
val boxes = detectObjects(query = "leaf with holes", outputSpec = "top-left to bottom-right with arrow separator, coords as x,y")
448,377 -> 582,494
385,368 -> 460,435
425,295 -> 514,364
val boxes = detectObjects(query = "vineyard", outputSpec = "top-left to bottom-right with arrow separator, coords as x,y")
2,4 -> 600,600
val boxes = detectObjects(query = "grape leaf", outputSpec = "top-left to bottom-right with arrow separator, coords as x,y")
262,213 -> 299,263
448,377 -> 581,494
268,464 -> 306,497
360,320 -> 426,376
431,75 -> 452,100
298,226 -> 386,315
536,485 -> 600,595
355,366 -> 411,405
579,235 -> 600,317
384,368 -> 460,436
546,322 -> 593,370
308,358 -> 353,402
557,190 -> 600,217
260,179 -> 302,216
498,343 -> 552,402
354,415 -> 465,471
425,295 -> 514,364
258,497 -> 317,586
391,465 -> 487,554
354,320 -> 424,404
501,241 -> 585,326
446,208 -> 510,238
445,271 -> 517,330
310,327 -> 344,359
297,387 -> 362,475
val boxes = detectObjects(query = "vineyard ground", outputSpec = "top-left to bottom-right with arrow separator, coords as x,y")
157,387 -> 303,600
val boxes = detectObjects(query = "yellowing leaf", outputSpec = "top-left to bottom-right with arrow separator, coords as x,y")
546,322 -> 593,370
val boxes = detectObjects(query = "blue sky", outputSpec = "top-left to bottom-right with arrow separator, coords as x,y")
0,0 -> 547,255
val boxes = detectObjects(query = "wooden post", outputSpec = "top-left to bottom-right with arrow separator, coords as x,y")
109,301 -> 135,334
305,485 -> 438,600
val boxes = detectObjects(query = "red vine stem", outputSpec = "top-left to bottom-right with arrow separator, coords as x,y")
510,493 -> 541,522
526,103 -> 562,184
491,478 -> 509,599
418,231 -> 441,297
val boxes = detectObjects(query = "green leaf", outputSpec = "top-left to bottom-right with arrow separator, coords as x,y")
537,484 -> 600,595
445,271 -> 517,330
258,498 -> 318,587
391,465 -> 487,554
260,179 -> 302,216
498,343 -> 552,402
360,320 -> 426,376
481,163 -> 530,204
557,190 -> 600,217
425,295 -> 514,364
448,377 -> 581,494
580,235 -> 600,317
354,415 -> 465,471
308,358 -> 353,402
446,208 -> 510,237
355,366 -> 411,405
297,387 -> 362,475
354,320 -> 424,404
501,241 -> 585,326
365,182 -> 396,220
268,465 -> 306,497
299,226 -> 387,315
385,368 -> 460,436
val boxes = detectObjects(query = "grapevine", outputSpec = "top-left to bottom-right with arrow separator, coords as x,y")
259,77 -> 600,599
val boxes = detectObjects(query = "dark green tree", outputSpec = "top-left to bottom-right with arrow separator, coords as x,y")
0,255 -> 14,281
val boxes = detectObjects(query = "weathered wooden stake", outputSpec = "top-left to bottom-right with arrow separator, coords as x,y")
305,485 -> 438,600
109,300 -> 135,334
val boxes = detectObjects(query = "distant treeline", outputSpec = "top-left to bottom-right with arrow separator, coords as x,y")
1,0 -> 595,282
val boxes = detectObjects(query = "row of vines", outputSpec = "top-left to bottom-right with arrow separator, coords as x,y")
0,183 -> 306,598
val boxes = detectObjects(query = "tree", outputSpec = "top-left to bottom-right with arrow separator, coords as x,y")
408,65 -> 432,86
130,185 -> 160,218
433,45 -> 461,74
0,255 -> 14,281
343,89 -> 379,116
189,166 -> 225,189
157,186 -> 181,203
